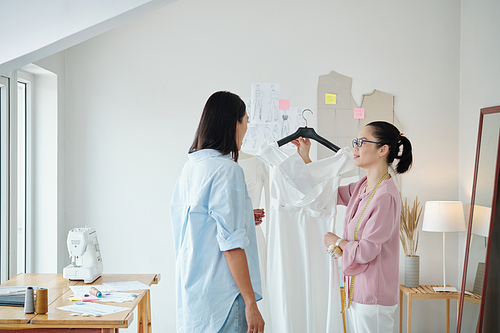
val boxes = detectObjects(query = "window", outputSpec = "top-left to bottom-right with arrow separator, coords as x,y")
17,72 -> 33,275
0,76 -> 8,282
0,71 -> 32,282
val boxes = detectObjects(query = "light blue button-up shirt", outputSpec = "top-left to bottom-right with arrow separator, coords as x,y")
170,149 -> 262,333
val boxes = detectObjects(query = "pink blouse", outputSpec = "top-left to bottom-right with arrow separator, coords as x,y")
338,176 -> 400,306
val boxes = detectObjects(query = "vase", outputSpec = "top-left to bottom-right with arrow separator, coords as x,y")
405,255 -> 420,288
473,262 -> 485,295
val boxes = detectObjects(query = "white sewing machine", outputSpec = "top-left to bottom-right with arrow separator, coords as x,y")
63,227 -> 103,283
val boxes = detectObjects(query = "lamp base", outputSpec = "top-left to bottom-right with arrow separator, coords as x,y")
433,286 -> 457,292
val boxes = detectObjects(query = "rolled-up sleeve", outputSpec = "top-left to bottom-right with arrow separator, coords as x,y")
210,189 -> 250,252
343,193 -> 398,276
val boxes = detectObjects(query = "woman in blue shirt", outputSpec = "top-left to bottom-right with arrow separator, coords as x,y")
171,91 -> 265,333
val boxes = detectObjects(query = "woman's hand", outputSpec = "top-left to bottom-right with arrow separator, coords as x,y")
223,248 -> 265,333
254,209 -> 265,226
291,137 -> 312,164
245,302 -> 265,333
324,232 -> 340,248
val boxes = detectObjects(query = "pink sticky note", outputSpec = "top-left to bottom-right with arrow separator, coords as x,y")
353,108 -> 365,119
279,99 -> 290,110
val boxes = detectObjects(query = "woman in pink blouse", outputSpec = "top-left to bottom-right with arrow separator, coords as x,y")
293,121 -> 413,333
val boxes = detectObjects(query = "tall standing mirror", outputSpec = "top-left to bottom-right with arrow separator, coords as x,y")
457,105 -> 500,332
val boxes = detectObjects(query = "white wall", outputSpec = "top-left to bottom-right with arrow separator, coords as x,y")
56,0 -> 464,331
459,0 -> 500,205
32,53 -> 68,273
0,0 -> 178,75
458,0 -> 500,331
25,64 -> 59,273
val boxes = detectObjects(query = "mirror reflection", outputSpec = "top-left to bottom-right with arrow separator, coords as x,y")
461,111 -> 500,332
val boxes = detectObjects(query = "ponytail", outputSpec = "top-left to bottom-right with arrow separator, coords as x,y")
367,121 -> 413,174
395,135 -> 413,174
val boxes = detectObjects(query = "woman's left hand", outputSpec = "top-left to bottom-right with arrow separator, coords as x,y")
254,209 -> 265,226
324,232 -> 339,248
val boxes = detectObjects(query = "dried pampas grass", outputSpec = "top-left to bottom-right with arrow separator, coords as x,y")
400,196 -> 423,257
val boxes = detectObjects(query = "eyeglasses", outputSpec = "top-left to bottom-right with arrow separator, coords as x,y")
352,138 -> 382,148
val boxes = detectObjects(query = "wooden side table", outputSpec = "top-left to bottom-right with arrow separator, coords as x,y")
399,285 -> 460,333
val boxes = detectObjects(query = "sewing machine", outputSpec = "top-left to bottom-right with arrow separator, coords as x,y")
63,227 -> 103,283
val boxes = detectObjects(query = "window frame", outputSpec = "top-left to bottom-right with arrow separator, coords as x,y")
0,70 -> 33,282
16,69 -> 34,275
0,75 -> 9,283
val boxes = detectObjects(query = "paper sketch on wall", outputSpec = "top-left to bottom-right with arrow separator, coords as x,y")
281,111 -> 290,137
243,105 -> 310,152
252,85 -> 264,121
250,83 -> 281,123
242,82 -> 313,152
243,83 -> 283,151
267,84 -> 280,122
244,123 -> 281,150
278,107 -> 312,149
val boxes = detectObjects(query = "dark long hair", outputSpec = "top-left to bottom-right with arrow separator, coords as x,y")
190,91 -> 246,162
367,121 -> 413,174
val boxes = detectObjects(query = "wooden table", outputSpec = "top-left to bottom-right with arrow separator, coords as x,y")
399,285 -> 458,333
0,273 -> 160,333
399,285 -> 480,333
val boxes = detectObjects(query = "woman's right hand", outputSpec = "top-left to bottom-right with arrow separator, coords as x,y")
291,137 -> 312,164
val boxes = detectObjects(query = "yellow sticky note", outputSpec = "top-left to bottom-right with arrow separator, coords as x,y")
325,93 -> 337,105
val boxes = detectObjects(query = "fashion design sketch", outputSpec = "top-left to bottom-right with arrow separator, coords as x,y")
256,139 -> 356,333
243,105 -> 311,153
243,83 -> 285,152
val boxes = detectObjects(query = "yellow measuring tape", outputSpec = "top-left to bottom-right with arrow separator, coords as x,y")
347,172 -> 389,309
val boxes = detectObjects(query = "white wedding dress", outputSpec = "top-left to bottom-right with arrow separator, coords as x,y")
255,139 -> 356,333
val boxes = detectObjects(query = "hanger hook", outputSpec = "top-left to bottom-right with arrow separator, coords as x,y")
301,109 -> 313,127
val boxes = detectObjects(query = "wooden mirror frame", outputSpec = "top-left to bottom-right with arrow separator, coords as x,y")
457,105 -> 500,332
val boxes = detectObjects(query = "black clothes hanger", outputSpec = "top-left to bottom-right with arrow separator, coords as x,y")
277,109 -> 340,152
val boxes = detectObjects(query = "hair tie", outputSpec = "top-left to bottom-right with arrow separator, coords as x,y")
399,132 -> 404,136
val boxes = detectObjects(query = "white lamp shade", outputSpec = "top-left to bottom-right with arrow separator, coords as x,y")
471,205 -> 492,237
422,201 -> 466,232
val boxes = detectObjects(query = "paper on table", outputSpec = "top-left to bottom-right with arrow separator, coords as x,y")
0,286 -> 38,295
69,285 -> 137,303
70,285 -> 107,296
99,292 -> 137,303
57,303 -> 130,316
70,293 -> 138,303
102,281 -> 150,291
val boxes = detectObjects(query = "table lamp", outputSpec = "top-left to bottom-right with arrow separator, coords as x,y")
422,201 -> 466,292
471,205 -> 491,238
471,205 -> 491,295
